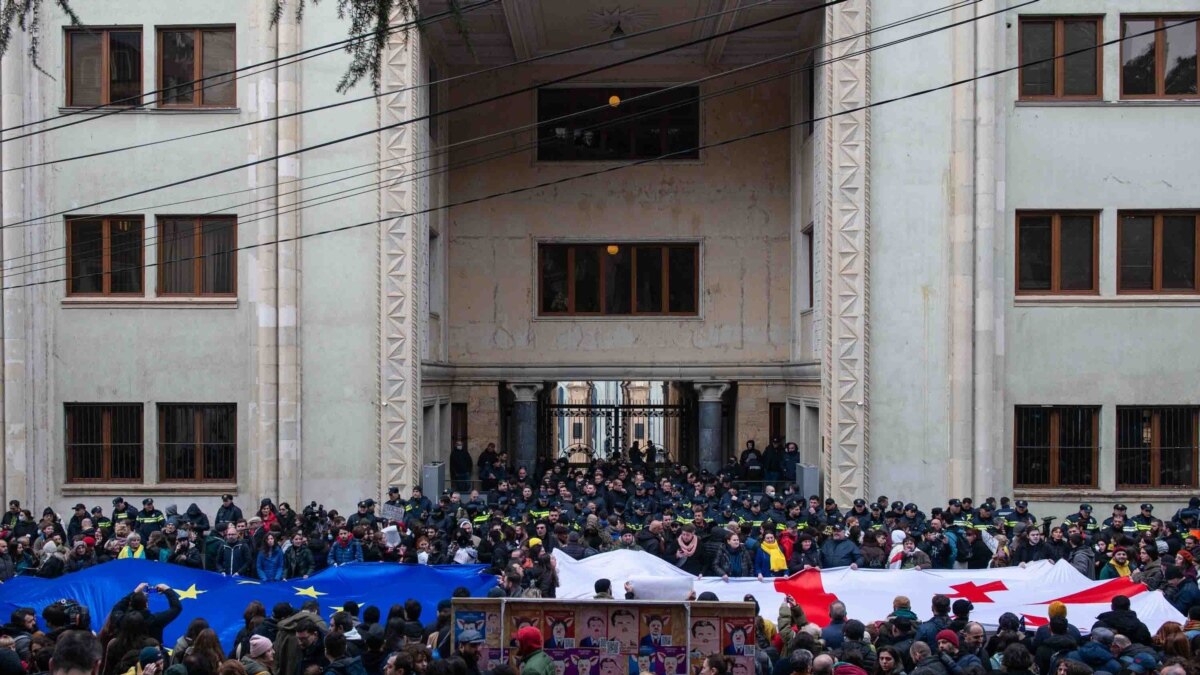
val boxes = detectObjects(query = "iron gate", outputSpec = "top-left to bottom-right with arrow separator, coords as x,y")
540,401 -> 692,465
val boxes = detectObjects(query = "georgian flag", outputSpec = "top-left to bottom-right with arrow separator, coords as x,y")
553,549 -> 1185,632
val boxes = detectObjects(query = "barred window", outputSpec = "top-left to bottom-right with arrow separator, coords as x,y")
159,404 -> 237,482
65,404 -> 143,482
1117,407 -> 1199,488
1015,405 -> 1098,487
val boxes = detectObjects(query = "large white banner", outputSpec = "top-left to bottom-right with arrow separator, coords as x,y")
553,549 -> 1185,632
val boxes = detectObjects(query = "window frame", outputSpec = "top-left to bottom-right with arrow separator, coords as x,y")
803,224 -> 815,308
157,403 -> 238,483
1013,405 -> 1100,489
1018,16 -> 1104,101
64,403 -> 144,484
155,25 -> 237,108
1116,406 -> 1200,489
1014,210 -> 1100,295
1120,15 -> 1200,100
537,242 -> 700,317
1116,211 -> 1200,294
64,27 -> 144,107
155,215 -> 238,297
65,215 -> 145,297
535,85 -> 701,162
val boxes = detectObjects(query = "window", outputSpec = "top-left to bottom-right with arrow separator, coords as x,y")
159,404 -> 237,482
66,216 -> 144,296
804,54 -> 817,136
1122,16 -> 1199,98
158,27 -> 236,106
1117,407 -> 1198,488
536,87 -> 700,161
538,243 -> 698,316
803,225 -> 814,308
66,28 -> 142,106
65,404 -> 143,483
1019,17 -> 1102,99
1016,211 -> 1098,294
157,216 -> 237,295
1014,405 -> 1098,488
1118,212 -> 1199,293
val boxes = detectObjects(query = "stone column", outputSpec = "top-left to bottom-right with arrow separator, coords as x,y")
817,0 -> 872,505
695,383 -> 730,475
276,2 -> 302,507
507,383 -> 543,475
1,31 -> 23,502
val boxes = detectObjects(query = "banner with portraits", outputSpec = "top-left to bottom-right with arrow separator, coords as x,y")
452,598 -> 757,675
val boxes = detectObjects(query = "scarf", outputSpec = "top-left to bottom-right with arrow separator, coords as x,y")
1109,559 -> 1131,577
677,534 -> 697,558
760,541 -> 788,572
726,546 -> 745,576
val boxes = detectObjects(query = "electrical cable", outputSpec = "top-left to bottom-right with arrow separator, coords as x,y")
16,6 -> 1175,293
3,0 -> 988,276
2,0 -> 787,158
0,0 -> 846,232
0,0 -> 497,138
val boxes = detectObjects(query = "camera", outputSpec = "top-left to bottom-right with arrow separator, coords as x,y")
55,599 -> 90,628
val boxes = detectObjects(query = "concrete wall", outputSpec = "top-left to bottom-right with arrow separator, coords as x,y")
867,3 -> 957,501
443,64 -> 794,366
1003,0 -> 1200,507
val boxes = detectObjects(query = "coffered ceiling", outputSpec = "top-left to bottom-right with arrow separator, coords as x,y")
421,0 -> 818,67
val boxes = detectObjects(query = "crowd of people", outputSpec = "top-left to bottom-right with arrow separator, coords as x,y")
4,450 -> 1200,675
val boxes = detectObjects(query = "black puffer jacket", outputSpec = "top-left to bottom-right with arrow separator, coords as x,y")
700,528 -> 730,576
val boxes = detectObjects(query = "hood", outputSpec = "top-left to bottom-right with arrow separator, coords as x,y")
277,611 -> 329,634
834,664 -> 869,675
165,504 -> 179,516
891,530 -> 906,545
186,504 -> 203,517
1077,641 -> 1116,666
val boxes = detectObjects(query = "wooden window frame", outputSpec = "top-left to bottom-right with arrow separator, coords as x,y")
155,26 -> 237,108
1018,16 -> 1104,101
1015,211 -> 1100,295
803,224 -> 815,308
1117,211 -> 1200,294
538,243 -> 699,317
1014,405 -> 1100,489
156,215 -> 238,297
1116,406 -> 1200,489
1120,15 -> 1200,100
65,216 -> 145,297
64,27 -> 144,107
157,403 -> 237,483
64,403 -> 144,484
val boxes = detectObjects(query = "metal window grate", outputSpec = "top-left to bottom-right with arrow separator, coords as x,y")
159,404 -> 236,482
65,403 -> 143,482
1117,406 -> 1199,488
1015,405 -> 1097,487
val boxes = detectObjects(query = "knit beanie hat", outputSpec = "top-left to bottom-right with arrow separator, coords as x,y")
935,629 -> 959,648
1048,601 -> 1067,619
516,625 -> 543,654
249,635 -> 273,659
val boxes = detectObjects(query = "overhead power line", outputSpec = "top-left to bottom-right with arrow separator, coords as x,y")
2,0 -> 989,276
15,8 -> 1180,294
0,0 -> 846,232
0,0 -> 498,139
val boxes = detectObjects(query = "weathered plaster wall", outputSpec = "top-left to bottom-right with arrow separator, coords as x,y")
444,64 -> 793,366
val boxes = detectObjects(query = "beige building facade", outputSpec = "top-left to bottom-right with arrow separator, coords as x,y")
1,0 -> 1198,517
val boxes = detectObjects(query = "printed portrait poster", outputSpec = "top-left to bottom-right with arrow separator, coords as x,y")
653,647 -> 688,675
577,607 -> 608,648
608,606 -> 640,654
545,610 -> 576,649
486,610 -> 502,647
629,651 -> 655,675
455,610 -> 486,643
596,654 -> 626,675
480,649 -> 505,673
721,619 -> 756,656
688,617 -> 720,658
639,612 -> 672,648
730,656 -> 755,675
507,610 -> 542,647
546,649 -> 601,675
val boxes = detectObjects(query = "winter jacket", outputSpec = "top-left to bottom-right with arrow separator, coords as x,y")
1094,608 -> 1153,645
240,656 -> 271,675
215,504 -> 244,533
788,546 -> 822,573
285,545 -> 315,579
914,614 -> 952,648
1167,579 -> 1200,615
327,539 -> 363,566
635,530 -> 666,559
110,588 -> 183,645
184,504 -> 211,534
519,649 -> 555,675
1132,559 -> 1165,590
219,541 -> 254,576
258,547 -> 285,581
820,539 -> 863,568
910,654 -> 951,675
326,656 -> 369,675
840,638 -> 877,672
1064,640 -> 1122,675
0,553 -> 14,582
1066,545 -> 1095,579
274,611 -> 328,675
1034,634 -> 1078,675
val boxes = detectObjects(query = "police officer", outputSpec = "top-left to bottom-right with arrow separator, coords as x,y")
1102,504 -> 1138,536
135,497 -> 165,540
1133,503 -> 1157,534
90,506 -> 113,538
995,497 -> 1016,530
1065,504 -> 1099,535
111,497 -> 138,526
848,498 -> 873,527
946,499 -> 973,532
972,502 -> 998,531
1005,499 -> 1037,536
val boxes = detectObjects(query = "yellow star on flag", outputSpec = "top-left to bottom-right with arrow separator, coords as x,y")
329,606 -> 344,614
175,584 -> 207,600
294,585 -> 328,599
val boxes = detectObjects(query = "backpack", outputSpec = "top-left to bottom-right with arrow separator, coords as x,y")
952,531 -> 971,563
